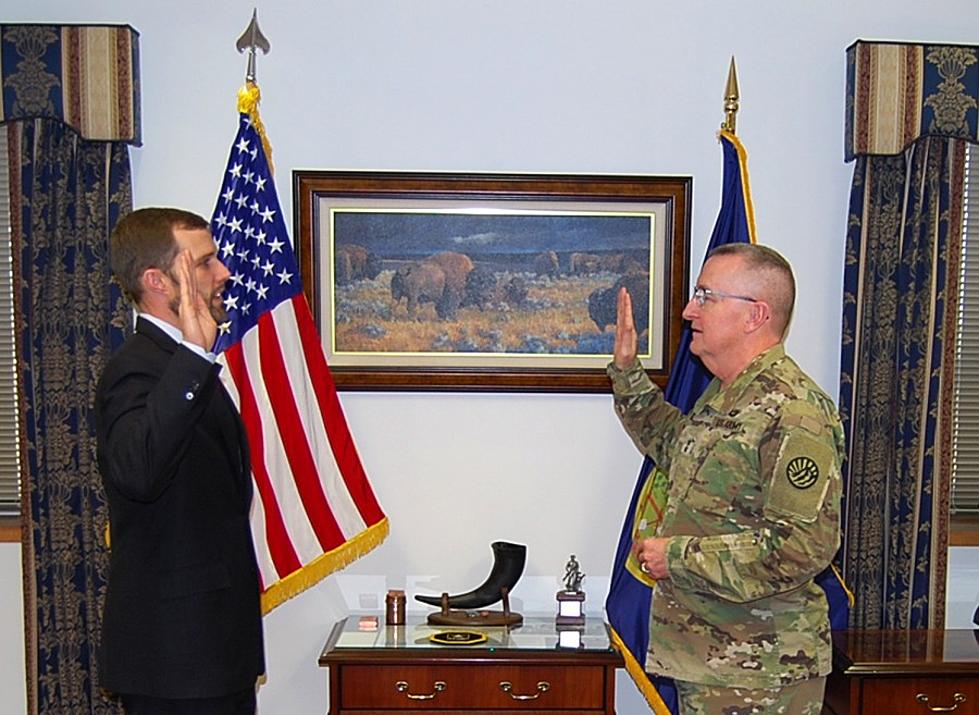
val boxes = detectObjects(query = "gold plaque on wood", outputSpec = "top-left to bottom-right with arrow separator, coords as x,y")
429,630 -> 488,646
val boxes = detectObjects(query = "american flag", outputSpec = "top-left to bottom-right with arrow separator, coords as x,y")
210,100 -> 388,613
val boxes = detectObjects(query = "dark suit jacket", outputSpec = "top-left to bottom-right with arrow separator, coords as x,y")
95,317 -> 264,699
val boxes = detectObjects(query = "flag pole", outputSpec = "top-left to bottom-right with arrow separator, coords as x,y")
212,13 -> 388,615
721,56 -> 739,135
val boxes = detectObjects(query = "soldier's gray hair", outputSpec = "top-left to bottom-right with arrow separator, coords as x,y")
707,243 -> 795,335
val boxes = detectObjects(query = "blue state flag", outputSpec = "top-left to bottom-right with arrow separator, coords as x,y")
605,131 -> 851,712
605,130 -> 754,714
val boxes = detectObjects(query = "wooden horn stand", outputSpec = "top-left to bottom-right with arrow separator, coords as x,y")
425,587 -> 523,627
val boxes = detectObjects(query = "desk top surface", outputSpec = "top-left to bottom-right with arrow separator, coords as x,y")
320,614 -> 618,661
832,629 -> 979,674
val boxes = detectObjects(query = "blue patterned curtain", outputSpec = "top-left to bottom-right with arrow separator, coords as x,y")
1,24 -> 139,714
839,41 -> 975,630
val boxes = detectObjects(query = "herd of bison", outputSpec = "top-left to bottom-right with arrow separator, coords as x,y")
332,244 -> 650,355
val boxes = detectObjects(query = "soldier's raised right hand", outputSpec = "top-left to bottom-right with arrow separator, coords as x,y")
614,286 -> 637,370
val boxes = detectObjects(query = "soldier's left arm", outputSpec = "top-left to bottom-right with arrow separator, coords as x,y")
665,399 -> 844,603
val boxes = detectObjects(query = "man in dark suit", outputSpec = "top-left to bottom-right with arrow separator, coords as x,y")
96,208 -> 265,714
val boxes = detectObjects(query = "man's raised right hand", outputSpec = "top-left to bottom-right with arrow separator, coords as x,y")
614,286 -> 637,370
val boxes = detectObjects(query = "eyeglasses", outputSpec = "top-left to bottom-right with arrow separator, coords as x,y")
691,286 -> 758,307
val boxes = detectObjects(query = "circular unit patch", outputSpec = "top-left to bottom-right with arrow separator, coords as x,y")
785,456 -> 819,489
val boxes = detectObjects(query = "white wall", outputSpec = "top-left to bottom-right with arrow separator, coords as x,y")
3,1 -> 979,713
948,547 -> 979,629
0,544 -> 26,715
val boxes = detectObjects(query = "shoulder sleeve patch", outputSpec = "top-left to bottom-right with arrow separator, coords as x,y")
766,430 -> 834,523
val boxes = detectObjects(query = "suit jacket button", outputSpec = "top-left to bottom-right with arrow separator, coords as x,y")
185,380 -> 201,400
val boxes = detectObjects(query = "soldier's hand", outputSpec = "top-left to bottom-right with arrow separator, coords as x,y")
635,537 -> 669,580
173,249 -> 217,350
614,286 -> 638,370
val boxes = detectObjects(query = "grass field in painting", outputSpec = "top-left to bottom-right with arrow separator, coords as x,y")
333,269 -> 643,356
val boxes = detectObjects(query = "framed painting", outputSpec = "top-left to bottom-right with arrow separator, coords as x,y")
292,171 -> 692,392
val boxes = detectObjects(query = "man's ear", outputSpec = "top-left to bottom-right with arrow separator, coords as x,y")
140,268 -> 170,296
744,300 -> 772,334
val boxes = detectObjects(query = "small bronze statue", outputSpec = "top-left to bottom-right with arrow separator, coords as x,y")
562,554 -> 585,593
556,554 -> 585,627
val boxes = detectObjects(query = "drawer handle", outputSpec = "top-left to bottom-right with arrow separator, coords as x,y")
499,680 -> 551,700
915,692 -> 967,712
395,680 -> 446,700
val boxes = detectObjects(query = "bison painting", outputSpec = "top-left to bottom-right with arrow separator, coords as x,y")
390,251 -> 475,320
335,244 -> 383,285
463,266 -> 498,310
587,271 -> 650,335
598,253 -> 643,274
570,251 -> 601,274
533,250 -> 560,277
390,261 -> 446,319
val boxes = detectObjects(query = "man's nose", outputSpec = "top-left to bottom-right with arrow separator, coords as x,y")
216,260 -> 231,283
681,297 -> 699,321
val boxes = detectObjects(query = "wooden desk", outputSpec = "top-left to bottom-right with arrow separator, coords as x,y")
825,629 -> 979,714
319,615 -> 622,714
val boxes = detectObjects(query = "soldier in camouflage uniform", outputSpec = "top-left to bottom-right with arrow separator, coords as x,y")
607,243 -> 843,715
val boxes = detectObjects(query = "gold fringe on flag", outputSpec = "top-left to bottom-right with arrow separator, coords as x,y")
831,561 -> 856,608
260,517 -> 390,615
719,129 -> 757,245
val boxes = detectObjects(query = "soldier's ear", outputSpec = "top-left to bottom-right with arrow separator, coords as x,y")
745,300 -> 772,334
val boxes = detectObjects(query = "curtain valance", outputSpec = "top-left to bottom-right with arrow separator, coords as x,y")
0,24 -> 140,144
845,40 -> 977,160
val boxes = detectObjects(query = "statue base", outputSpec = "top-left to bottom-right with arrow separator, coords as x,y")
556,589 -> 585,626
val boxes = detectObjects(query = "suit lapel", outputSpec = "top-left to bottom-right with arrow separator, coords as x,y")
136,317 -> 252,506
214,381 -> 252,505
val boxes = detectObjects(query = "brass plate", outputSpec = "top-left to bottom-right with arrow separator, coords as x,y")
429,630 -> 488,646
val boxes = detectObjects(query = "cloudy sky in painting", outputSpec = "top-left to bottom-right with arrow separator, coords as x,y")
332,211 -> 652,257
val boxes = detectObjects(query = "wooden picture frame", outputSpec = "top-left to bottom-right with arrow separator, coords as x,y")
293,171 -> 692,392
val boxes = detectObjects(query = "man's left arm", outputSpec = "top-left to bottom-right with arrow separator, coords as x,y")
653,401 -> 844,603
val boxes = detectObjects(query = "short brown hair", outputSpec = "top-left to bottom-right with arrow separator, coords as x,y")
708,243 -> 796,334
110,207 -> 209,304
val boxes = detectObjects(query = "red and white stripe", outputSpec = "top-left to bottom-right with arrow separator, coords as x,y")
217,294 -> 385,590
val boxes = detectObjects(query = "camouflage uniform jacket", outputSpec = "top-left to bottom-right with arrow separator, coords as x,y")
608,344 -> 844,688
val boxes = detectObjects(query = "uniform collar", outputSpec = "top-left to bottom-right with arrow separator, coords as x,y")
696,343 -> 786,413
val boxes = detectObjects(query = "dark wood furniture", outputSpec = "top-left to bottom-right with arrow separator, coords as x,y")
825,629 -> 979,714
319,615 -> 622,714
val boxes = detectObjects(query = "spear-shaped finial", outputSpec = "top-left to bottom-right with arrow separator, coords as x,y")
721,56 -> 739,134
236,9 -> 270,83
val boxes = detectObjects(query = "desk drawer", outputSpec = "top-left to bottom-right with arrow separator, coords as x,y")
861,676 -> 979,713
339,664 -> 606,709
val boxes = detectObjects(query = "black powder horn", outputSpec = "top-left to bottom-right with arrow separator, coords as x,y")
415,541 -> 527,610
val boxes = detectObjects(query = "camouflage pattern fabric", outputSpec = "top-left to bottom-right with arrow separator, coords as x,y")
608,344 -> 844,689
674,675 -> 826,714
